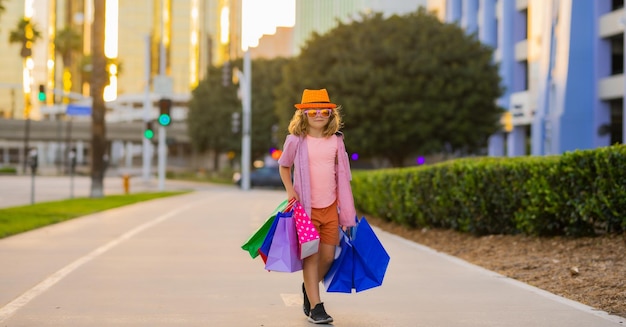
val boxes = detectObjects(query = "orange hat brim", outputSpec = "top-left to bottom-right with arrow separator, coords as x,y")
294,103 -> 337,109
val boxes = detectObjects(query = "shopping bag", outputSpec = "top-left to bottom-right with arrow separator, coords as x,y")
265,211 -> 303,272
257,199 -> 296,261
293,202 -> 320,259
351,217 -> 390,292
258,210 -> 286,261
323,230 -> 354,293
241,199 -> 289,259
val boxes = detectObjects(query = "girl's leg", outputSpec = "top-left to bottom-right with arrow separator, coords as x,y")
303,242 -> 337,308
303,253 -> 321,306
317,243 -> 336,282
305,200 -> 339,309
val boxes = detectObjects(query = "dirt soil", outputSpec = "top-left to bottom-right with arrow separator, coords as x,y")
367,215 -> 626,319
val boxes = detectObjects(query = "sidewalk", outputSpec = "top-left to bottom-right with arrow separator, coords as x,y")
0,174 -> 212,209
0,180 -> 624,326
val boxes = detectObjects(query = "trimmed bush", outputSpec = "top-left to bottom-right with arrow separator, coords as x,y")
0,166 -> 17,174
352,145 -> 626,237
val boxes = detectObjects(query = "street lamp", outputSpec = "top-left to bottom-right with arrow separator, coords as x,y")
235,51 -> 251,190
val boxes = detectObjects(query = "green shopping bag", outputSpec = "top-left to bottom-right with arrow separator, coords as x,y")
241,199 -> 290,259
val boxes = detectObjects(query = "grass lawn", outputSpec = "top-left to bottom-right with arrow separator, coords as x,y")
0,191 -> 189,239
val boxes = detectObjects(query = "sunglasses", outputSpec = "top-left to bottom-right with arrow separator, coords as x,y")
303,109 -> 333,118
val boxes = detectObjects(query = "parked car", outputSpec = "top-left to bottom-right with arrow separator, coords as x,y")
233,166 -> 284,188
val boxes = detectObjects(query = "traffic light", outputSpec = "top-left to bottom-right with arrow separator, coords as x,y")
222,61 -> 231,87
144,121 -> 155,139
503,111 -> 513,132
158,98 -> 172,126
231,112 -> 240,134
37,84 -> 46,102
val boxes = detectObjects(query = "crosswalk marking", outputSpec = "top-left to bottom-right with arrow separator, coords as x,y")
280,293 -> 301,307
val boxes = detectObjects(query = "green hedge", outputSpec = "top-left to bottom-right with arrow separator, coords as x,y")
0,166 -> 17,174
352,145 -> 626,236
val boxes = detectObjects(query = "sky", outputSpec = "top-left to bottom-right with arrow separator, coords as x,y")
241,0 -> 295,50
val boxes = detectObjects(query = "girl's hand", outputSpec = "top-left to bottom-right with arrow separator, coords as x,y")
287,191 -> 299,203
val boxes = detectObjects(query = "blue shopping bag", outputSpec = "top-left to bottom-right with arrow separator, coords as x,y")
351,217 -> 390,292
323,230 -> 354,293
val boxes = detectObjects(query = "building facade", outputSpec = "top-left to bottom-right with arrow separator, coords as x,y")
248,26 -> 294,59
429,0 -> 625,156
0,0 -> 240,122
293,0 -> 427,55
0,0 -> 241,172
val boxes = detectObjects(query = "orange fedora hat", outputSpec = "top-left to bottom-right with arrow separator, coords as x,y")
294,89 -> 338,109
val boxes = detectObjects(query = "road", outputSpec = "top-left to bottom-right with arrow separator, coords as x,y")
0,177 -> 624,326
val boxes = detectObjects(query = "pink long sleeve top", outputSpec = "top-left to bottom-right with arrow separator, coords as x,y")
278,132 -> 357,227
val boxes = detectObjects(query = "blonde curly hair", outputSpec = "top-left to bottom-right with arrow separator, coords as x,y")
287,106 -> 343,137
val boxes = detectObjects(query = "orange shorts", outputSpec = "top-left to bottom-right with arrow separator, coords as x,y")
310,200 -> 339,246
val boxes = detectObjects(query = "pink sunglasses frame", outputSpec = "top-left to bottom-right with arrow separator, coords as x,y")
303,109 -> 333,118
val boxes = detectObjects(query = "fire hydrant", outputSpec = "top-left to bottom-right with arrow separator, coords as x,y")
122,174 -> 130,194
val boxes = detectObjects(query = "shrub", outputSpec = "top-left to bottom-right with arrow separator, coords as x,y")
352,145 -> 626,237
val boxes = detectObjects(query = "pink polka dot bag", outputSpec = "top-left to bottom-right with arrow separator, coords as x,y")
293,201 -> 320,259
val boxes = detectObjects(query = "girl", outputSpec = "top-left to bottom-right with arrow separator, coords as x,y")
278,88 -> 357,324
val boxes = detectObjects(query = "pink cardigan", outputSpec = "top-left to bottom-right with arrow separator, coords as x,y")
278,132 -> 357,227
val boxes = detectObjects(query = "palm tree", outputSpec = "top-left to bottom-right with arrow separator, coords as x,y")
0,0 -> 6,22
54,26 -> 83,100
80,54 -> 123,89
9,17 -> 42,172
90,0 -> 107,197
9,18 -> 42,58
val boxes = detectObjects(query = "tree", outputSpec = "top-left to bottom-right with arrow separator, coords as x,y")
0,0 -> 6,23
9,18 -> 41,59
187,64 -> 240,171
90,0 -> 107,197
54,26 -> 83,98
9,17 -> 42,171
80,54 -> 123,90
249,57 -> 290,160
187,57 -> 290,171
277,9 -> 503,167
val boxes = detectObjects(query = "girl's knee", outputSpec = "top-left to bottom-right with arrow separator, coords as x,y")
320,253 -> 335,267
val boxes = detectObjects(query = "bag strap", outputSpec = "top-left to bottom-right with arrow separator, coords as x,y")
283,197 -> 297,212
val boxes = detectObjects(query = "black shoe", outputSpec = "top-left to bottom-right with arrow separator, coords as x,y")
302,283 -> 310,316
308,302 -> 333,324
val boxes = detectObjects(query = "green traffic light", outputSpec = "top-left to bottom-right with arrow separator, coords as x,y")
144,129 -> 154,139
37,84 -> 46,102
158,114 -> 171,126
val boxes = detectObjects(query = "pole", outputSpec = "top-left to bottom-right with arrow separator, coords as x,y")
66,117 -> 73,174
142,34 -> 152,181
21,56 -> 32,174
23,118 -> 30,174
56,107 -> 62,175
70,169 -> 74,198
158,125 -> 166,190
69,149 -> 76,198
241,50 -> 251,190
156,1 -> 167,191
68,149 -> 77,199
28,148 -> 37,204
31,170 -> 35,204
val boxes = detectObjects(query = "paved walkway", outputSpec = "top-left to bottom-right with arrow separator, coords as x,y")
0,173 -> 211,209
0,176 -> 624,326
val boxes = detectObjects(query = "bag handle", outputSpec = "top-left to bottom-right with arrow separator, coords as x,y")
283,197 -> 297,212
